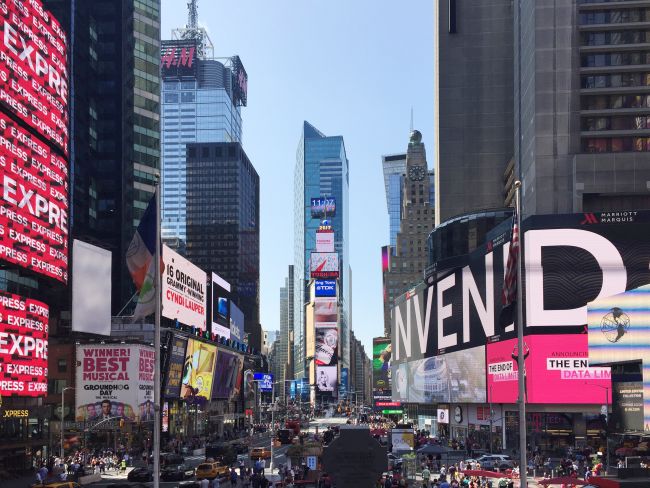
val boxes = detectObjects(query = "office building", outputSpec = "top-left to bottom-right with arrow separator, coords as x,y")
185,142 -> 260,349
382,154 -> 407,250
382,131 -> 436,336
294,121 -> 350,379
434,0 -> 514,224
278,267 -> 294,398
350,331 -> 372,406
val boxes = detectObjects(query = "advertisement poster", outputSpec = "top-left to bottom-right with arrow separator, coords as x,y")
254,373 -> 273,392
180,339 -> 217,400
211,272 -> 230,338
230,302 -> 245,343
0,0 -> 69,154
315,230 -> 335,253
163,245 -> 207,330
339,368 -> 348,398
316,365 -> 337,392
310,197 -> 336,219
244,369 -> 255,403
315,328 -> 338,366
212,350 -> 240,399
310,252 -> 339,278
373,338 -> 392,392
75,344 -> 155,422
315,280 -> 336,298
164,336 -> 187,398
314,297 -> 337,327
391,429 -> 414,451
487,335 -> 611,404
0,292 -> 48,397
588,284 -> 650,432
0,113 -> 69,282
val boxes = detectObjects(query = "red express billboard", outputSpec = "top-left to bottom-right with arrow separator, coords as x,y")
0,291 -> 48,397
0,0 -> 69,155
0,112 -> 68,282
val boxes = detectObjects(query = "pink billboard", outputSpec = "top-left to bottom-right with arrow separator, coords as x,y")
487,334 -> 611,404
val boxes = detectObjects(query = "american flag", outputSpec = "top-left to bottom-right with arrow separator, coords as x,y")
502,211 -> 519,307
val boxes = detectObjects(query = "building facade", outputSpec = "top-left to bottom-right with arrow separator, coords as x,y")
294,122 -> 350,379
278,266 -> 294,398
382,154 -> 407,251
185,142 -> 260,349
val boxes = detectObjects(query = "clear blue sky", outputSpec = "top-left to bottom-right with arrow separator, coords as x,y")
161,0 -> 435,352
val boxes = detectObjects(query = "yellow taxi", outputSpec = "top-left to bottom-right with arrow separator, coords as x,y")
195,461 -> 229,480
250,447 -> 272,460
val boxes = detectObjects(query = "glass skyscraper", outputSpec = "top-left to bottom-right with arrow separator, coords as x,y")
382,154 -> 406,251
293,121 -> 350,379
161,48 -> 243,243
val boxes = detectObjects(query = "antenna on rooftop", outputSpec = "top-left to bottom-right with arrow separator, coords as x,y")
172,0 -> 214,59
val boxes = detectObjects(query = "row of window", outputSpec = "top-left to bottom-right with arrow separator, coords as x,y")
579,8 -> 650,25
582,30 -> 650,46
582,72 -> 650,88
582,93 -> 650,109
582,136 -> 650,152
582,52 -> 650,68
582,115 -> 650,130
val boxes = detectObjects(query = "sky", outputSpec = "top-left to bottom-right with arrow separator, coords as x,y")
161,0 -> 435,352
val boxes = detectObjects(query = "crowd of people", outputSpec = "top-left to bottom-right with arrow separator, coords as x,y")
34,449 -> 132,484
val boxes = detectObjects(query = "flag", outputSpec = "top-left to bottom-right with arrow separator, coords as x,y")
126,194 -> 157,319
502,212 -> 519,308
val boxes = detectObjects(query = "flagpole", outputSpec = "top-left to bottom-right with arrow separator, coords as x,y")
153,176 -> 161,488
514,180 -> 527,488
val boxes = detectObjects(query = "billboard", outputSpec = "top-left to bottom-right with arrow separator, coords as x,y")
180,339 -> 217,400
230,302 -> 245,343
164,336 -> 187,398
310,252 -> 339,278
211,272 -> 230,338
314,297 -> 337,327
254,372 -> 273,392
316,230 -> 335,253
391,429 -> 414,451
487,334 -> 611,404
315,280 -> 336,297
339,367 -> 348,398
372,337 -> 392,392
212,350 -> 240,399
588,284 -> 650,431
0,112 -> 69,282
231,55 -> 248,107
75,344 -> 155,422
160,39 -> 197,78
0,0 -> 69,154
162,245 -> 207,330
316,365 -> 337,392
72,240 -> 111,335
315,327 -> 338,366
0,292 -> 48,397
311,197 -> 336,219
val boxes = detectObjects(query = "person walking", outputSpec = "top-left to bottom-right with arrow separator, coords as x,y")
422,466 -> 431,488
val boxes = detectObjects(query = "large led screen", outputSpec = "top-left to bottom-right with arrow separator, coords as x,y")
0,112 -> 69,282
588,284 -> 650,431
181,339 -> 217,400
310,252 -> 339,278
0,0 -> 69,154
162,245 -> 206,330
310,197 -> 336,219
316,365 -> 337,392
212,350 -> 240,399
314,297 -> 337,327
229,302 -> 244,343
76,344 -> 155,422
164,336 -> 187,398
211,272 -> 230,338
373,337 -> 392,392
487,334 -> 611,404
315,327 -> 338,366
0,292 -> 48,397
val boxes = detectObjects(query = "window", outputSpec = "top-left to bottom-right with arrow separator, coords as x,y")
58,359 -> 67,373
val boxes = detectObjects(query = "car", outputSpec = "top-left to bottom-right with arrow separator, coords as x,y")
476,455 -> 514,471
250,447 -> 272,460
195,461 -> 229,480
127,467 -> 153,482
161,463 -> 195,481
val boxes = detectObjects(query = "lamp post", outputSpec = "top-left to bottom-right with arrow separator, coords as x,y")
61,387 -> 75,459
585,382 -> 610,472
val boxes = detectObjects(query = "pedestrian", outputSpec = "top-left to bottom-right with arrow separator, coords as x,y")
231,467 -> 238,487
212,475 -> 221,488
422,466 -> 431,488
200,477 -> 210,488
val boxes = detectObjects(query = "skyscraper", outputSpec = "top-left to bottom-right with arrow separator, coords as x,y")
294,121 -> 350,379
278,265 -> 294,398
185,142 -> 260,349
382,154 -> 407,251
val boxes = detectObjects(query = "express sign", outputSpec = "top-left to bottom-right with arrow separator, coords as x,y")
0,112 -> 68,282
0,0 -> 69,155
0,291 -> 49,397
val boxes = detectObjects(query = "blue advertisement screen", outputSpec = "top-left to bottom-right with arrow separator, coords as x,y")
315,280 -> 336,297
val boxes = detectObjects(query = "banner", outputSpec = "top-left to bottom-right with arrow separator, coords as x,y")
0,292 -> 48,397
181,339 -> 217,400
163,245 -> 207,330
164,336 -> 187,398
75,344 -> 155,422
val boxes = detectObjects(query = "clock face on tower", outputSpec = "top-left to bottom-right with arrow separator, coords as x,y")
408,165 -> 426,181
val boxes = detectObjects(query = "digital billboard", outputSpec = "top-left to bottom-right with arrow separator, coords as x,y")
162,245 -> 207,330
211,272 -> 230,338
315,327 -> 338,366
310,252 -> 339,278
486,334 -> 611,404
316,230 -> 335,252
231,55 -> 248,107
0,0 -> 69,155
315,280 -> 336,297
212,350 -> 240,399
311,197 -> 336,219
314,296 -> 337,327
75,344 -> 155,422
230,302 -> 245,343
316,365 -> 337,392
180,339 -> 217,400
160,39 -> 197,79
0,292 -> 48,397
0,112 -> 69,282
253,372 -> 273,392
164,336 -> 187,398
339,367 -> 348,398
373,337 -> 392,392
391,429 -> 414,451
588,284 -> 650,431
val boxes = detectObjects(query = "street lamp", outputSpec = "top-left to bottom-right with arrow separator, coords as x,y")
61,387 -> 75,458
585,382 -> 610,472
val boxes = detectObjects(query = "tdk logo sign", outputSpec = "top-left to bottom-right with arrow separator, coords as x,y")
315,280 -> 336,297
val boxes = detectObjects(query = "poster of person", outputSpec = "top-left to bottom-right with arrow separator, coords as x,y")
180,338 -> 217,400
372,337 -> 392,391
316,365 -> 337,392
244,369 -> 255,403
75,344 -> 154,422
315,328 -> 338,366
